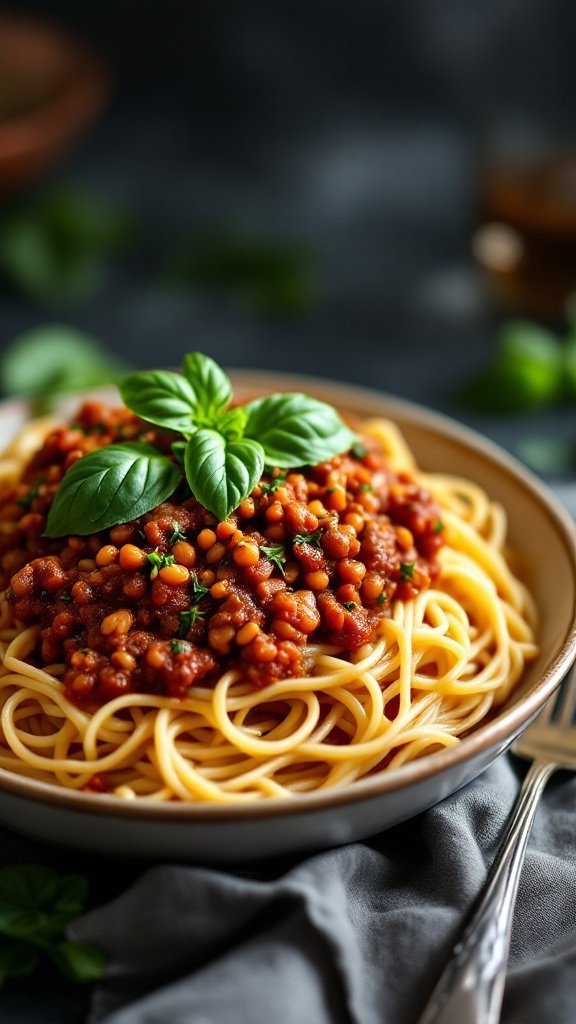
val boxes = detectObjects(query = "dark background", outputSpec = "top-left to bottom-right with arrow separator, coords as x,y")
0,4 -> 575,1021
1,0 -> 575,462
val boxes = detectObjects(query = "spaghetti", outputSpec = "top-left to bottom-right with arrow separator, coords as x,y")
0,408 -> 537,802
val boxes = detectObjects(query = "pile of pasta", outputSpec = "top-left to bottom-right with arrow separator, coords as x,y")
0,418 -> 537,802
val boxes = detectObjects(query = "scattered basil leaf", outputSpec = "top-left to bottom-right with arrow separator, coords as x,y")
399,562 -> 415,581
0,865 -> 87,941
460,320 -> 563,413
184,430 -> 265,523
182,352 -> 232,414
0,326 -> 128,405
49,940 -> 106,984
0,190 -> 133,304
244,393 -> 357,468
0,865 -> 104,988
120,370 -> 199,434
44,443 -> 181,537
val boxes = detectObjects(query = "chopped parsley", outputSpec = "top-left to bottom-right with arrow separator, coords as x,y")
359,483 -> 372,492
260,544 -> 287,576
58,593 -> 72,603
376,591 -> 387,606
190,574 -> 210,603
293,529 -> 323,548
168,521 -> 187,545
146,550 -> 175,579
399,561 -> 415,581
16,478 -> 44,509
260,472 -> 287,496
343,601 -> 357,611
433,520 -> 444,533
177,606 -> 205,637
170,639 -> 189,655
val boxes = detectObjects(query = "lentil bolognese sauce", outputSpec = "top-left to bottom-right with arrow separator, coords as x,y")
0,354 -> 537,801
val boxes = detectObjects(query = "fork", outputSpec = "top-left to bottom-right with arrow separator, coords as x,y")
417,665 -> 576,1024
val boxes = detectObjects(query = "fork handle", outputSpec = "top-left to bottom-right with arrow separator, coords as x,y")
417,759 -> 557,1024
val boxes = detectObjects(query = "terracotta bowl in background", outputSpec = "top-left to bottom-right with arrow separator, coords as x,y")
0,15 -> 109,195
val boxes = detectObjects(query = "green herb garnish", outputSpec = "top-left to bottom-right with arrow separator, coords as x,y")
16,478 -> 44,510
399,562 -> 415,581
147,550 -> 175,579
260,544 -> 287,576
343,601 -> 357,611
170,639 -> 189,655
0,326 -> 129,412
260,472 -> 287,495
44,352 -> 358,536
376,592 -> 387,605
359,483 -> 372,492
0,865 -> 104,987
168,521 -> 187,545
190,575 -> 210,603
177,606 -> 205,637
0,189 -> 133,305
433,521 -> 444,533
293,530 -> 323,548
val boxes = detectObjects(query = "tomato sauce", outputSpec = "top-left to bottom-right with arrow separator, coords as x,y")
0,402 -> 444,705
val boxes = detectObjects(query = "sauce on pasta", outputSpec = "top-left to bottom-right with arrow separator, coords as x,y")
0,401 -> 538,801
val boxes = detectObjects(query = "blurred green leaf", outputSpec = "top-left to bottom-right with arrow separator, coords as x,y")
167,230 -> 314,316
0,190 -> 134,304
0,865 -> 87,941
460,320 -> 563,412
0,865 -> 104,988
49,941 -> 105,983
0,325 -> 130,407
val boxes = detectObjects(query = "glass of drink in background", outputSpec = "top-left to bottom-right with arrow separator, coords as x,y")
473,128 -> 576,320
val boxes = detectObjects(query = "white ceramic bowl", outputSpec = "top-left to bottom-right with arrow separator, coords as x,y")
1,374 -> 575,864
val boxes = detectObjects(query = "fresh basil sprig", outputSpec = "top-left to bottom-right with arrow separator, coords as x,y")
44,352 -> 358,535
0,865 -> 104,987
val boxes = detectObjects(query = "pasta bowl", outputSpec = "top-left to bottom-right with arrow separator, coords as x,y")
0,374 -> 575,863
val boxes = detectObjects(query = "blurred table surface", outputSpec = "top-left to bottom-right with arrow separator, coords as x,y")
0,4 -> 575,1021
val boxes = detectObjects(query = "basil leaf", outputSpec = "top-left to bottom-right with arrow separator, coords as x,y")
184,430 -> 264,521
0,866 -> 87,940
120,370 -> 199,433
182,352 -> 232,414
49,940 -> 105,983
0,325 -> 127,401
244,393 -> 357,467
218,406 -> 248,440
44,442 -> 181,537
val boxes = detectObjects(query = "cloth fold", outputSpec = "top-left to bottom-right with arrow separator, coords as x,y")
71,756 -> 576,1024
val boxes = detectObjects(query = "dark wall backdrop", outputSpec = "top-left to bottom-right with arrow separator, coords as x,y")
1,0 -> 575,453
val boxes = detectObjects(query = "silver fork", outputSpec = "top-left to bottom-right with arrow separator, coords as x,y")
417,665 -> 576,1024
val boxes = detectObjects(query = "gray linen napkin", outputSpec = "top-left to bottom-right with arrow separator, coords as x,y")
71,755 -> 576,1024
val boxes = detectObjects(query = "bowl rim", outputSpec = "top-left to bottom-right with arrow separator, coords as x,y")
1,373 -> 575,822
